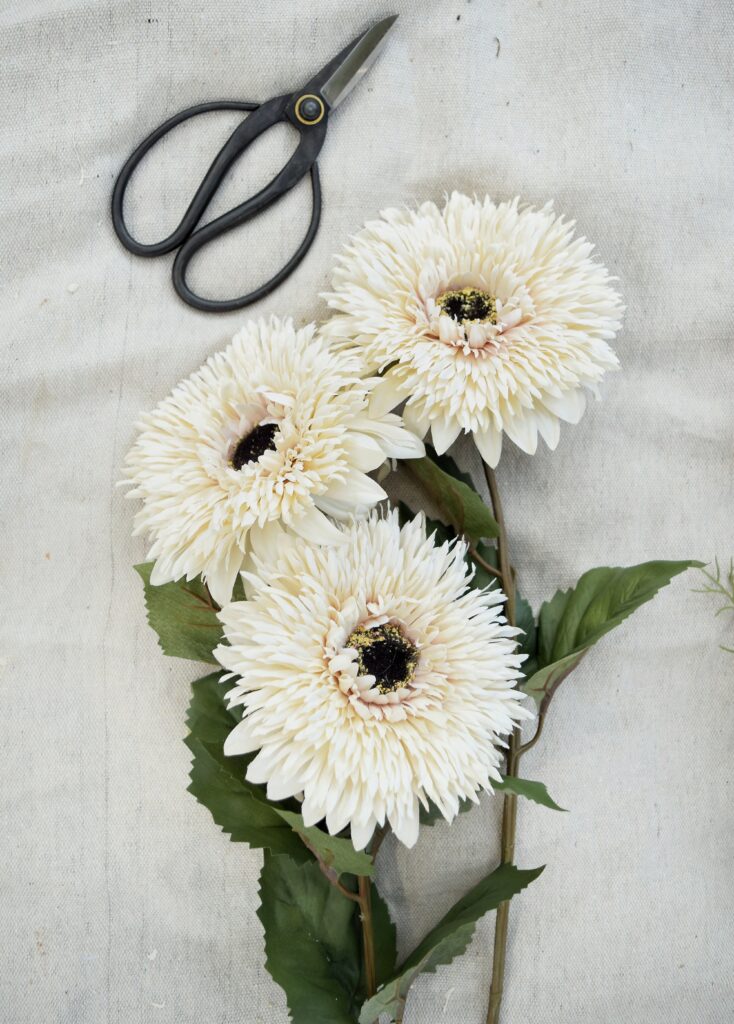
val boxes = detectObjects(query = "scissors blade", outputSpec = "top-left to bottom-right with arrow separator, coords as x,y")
320,15 -> 398,110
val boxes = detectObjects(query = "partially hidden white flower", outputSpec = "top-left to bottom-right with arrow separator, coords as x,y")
216,510 -> 530,850
322,192 -> 624,467
122,317 -> 424,605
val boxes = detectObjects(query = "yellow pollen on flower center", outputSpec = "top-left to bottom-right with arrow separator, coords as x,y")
346,623 -> 418,694
437,287 -> 497,325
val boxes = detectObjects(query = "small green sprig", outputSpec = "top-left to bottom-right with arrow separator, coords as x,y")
693,558 -> 734,653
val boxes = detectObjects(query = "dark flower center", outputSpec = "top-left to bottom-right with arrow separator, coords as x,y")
437,287 -> 497,324
231,422 -> 278,470
346,623 -> 419,693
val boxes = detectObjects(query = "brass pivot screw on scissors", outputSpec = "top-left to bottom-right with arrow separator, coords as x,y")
111,16 -> 397,313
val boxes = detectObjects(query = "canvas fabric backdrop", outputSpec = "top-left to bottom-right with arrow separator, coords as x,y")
2,0 -> 733,1021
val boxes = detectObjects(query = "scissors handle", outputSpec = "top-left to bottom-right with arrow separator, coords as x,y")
112,100 -> 259,256
112,96 -> 327,312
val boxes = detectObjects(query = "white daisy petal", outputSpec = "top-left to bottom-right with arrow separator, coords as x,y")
341,433 -> 387,473
248,519 -> 289,562
474,425 -> 503,468
313,494 -> 366,521
430,417 -> 462,455
503,411 -> 538,456
543,387 -> 587,424
352,415 -> 426,460
290,506 -> 349,545
391,804 -> 420,849
205,545 -> 245,607
369,371 -> 406,416
535,408 -> 561,450
402,403 -> 431,439
322,468 -> 387,506
223,719 -> 258,756
350,816 -> 376,851
217,510 -> 531,850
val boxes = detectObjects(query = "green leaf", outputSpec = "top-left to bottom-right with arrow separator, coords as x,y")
135,562 -> 244,664
420,772 -> 564,824
359,864 -> 543,1024
515,590 -> 538,675
527,560 -> 701,707
186,728 -> 310,863
402,450 -> 499,543
276,808 -> 373,879
493,775 -> 567,811
185,674 -> 302,859
259,851 -> 362,1024
540,560 -> 701,664
185,673 -> 371,875
523,651 -> 587,709
537,586 -> 571,666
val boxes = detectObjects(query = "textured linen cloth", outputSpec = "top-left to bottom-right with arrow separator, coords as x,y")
2,1 -> 733,1022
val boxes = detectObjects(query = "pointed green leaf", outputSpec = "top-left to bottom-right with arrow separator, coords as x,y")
186,674 -> 306,859
526,560 -> 701,706
402,451 -> 499,543
185,730 -> 310,862
358,864 -> 543,1023
540,561 -> 702,664
276,808 -> 373,879
185,674 -> 370,875
515,590 -> 538,676
537,586 -> 571,666
493,775 -> 567,811
523,651 -> 587,708
185,669 -> 241,738
135,563 -> 244,663
259,852 -> 362,1024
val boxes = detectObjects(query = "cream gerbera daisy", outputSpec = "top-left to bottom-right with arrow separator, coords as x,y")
322,192 -> 624,466
216,511 -> 529,849
123,317 -> 423,605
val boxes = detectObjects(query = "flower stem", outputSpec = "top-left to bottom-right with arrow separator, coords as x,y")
484,465 -> 521,1024
484,466 -> 515,624
306,830 -> 384,1007
469,546 -> 504,580
358,874 -> 377,998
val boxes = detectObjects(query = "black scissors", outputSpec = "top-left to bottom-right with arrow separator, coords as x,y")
111,15 -> 397,313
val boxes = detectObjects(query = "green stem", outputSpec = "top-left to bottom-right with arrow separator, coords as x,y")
517,710 -> 546,757
469,546 -> 504,580
484,465 -> 522,1024
308,830 -> 384,1008
358,874 -> 377,998
484,466 -> 515,624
